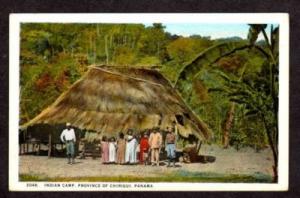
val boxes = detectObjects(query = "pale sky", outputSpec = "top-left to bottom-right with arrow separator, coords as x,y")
146,23 -> 277,40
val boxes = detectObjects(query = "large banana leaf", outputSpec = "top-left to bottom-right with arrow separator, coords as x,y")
175,41 -> 248,96
174,41 -> 269,98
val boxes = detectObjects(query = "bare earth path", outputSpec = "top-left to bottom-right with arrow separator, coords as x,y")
19,145 -> 273,179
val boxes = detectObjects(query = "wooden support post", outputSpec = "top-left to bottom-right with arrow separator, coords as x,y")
48,133 -> 52,158
26,142 -> 29,153
20,144 -> 23,155
32,143 -> 34,153
32,143 -> 36,153
37,142 -> 40,155
196,139 -> 202,155
53,144 -> 56,156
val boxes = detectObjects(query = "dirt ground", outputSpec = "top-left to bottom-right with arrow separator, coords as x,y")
19,144 -> 274,179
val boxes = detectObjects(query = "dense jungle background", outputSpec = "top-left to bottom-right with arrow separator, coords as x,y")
20,23 -> 278,156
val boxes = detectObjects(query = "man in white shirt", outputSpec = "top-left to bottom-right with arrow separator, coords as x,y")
60,123 -> 76,164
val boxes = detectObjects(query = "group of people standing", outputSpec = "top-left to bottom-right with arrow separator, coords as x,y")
60,123 -> 177,167
100,126 -> 177,167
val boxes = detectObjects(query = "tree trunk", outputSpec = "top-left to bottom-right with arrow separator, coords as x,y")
261,114 -> 278,182
48,133 -> 52,158
110,35 -> 113,48
222,103 -> 235,148
221,65 -> 245,148
267,128 -> 278,183
96,24 -> 100,36
105,35 -> 109,65
93,38 -> 96,64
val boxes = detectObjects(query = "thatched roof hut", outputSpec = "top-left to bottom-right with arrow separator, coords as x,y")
22,65 -> 212,141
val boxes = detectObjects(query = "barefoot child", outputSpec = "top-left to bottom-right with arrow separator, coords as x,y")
139,132 -> 150,165
101,136 -> 109,164
108,137 -> 117,163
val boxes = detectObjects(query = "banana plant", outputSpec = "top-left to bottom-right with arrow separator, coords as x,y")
174,40 -> 269,148
210,25 -> 279,182
210,58 -> 278,182
174,41 -> 269,98
175,24 -> 279,182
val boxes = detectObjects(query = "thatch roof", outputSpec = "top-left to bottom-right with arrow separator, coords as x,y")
22,65 -> 212,140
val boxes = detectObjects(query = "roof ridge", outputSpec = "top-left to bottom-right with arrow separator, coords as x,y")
89,66 -> 166,87
92,64 -> 162,70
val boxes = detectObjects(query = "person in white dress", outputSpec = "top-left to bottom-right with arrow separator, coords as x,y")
108,137 -> 117,163
125,130 -> 138,164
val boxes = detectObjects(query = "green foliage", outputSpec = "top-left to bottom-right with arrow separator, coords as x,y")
230,106 -> 268,151
139,56 -> 161,66
211,51 -> 278,151
174,41 -> 249,102
113,46 -> 136,65
20,23 -> 278,155
167,36 -> 213,65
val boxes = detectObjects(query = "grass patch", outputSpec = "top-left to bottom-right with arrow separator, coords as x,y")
20,171 -> 273,183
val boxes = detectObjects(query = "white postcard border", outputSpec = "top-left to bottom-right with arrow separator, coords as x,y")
9,13 -> 289,191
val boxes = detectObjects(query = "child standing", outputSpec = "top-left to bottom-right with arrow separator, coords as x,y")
101,136 -> 109,164
116,133 -> 126,164
108,137 -> 117,163
139,132 -> 150,165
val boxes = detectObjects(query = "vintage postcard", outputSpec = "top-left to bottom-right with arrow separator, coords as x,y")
9,13 -> 289,191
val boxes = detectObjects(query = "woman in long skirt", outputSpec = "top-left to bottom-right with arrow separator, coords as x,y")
125,131 -> 138,164
116,133 -> 126,164
101,136 -> 109,164
108,137 -> 116,163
